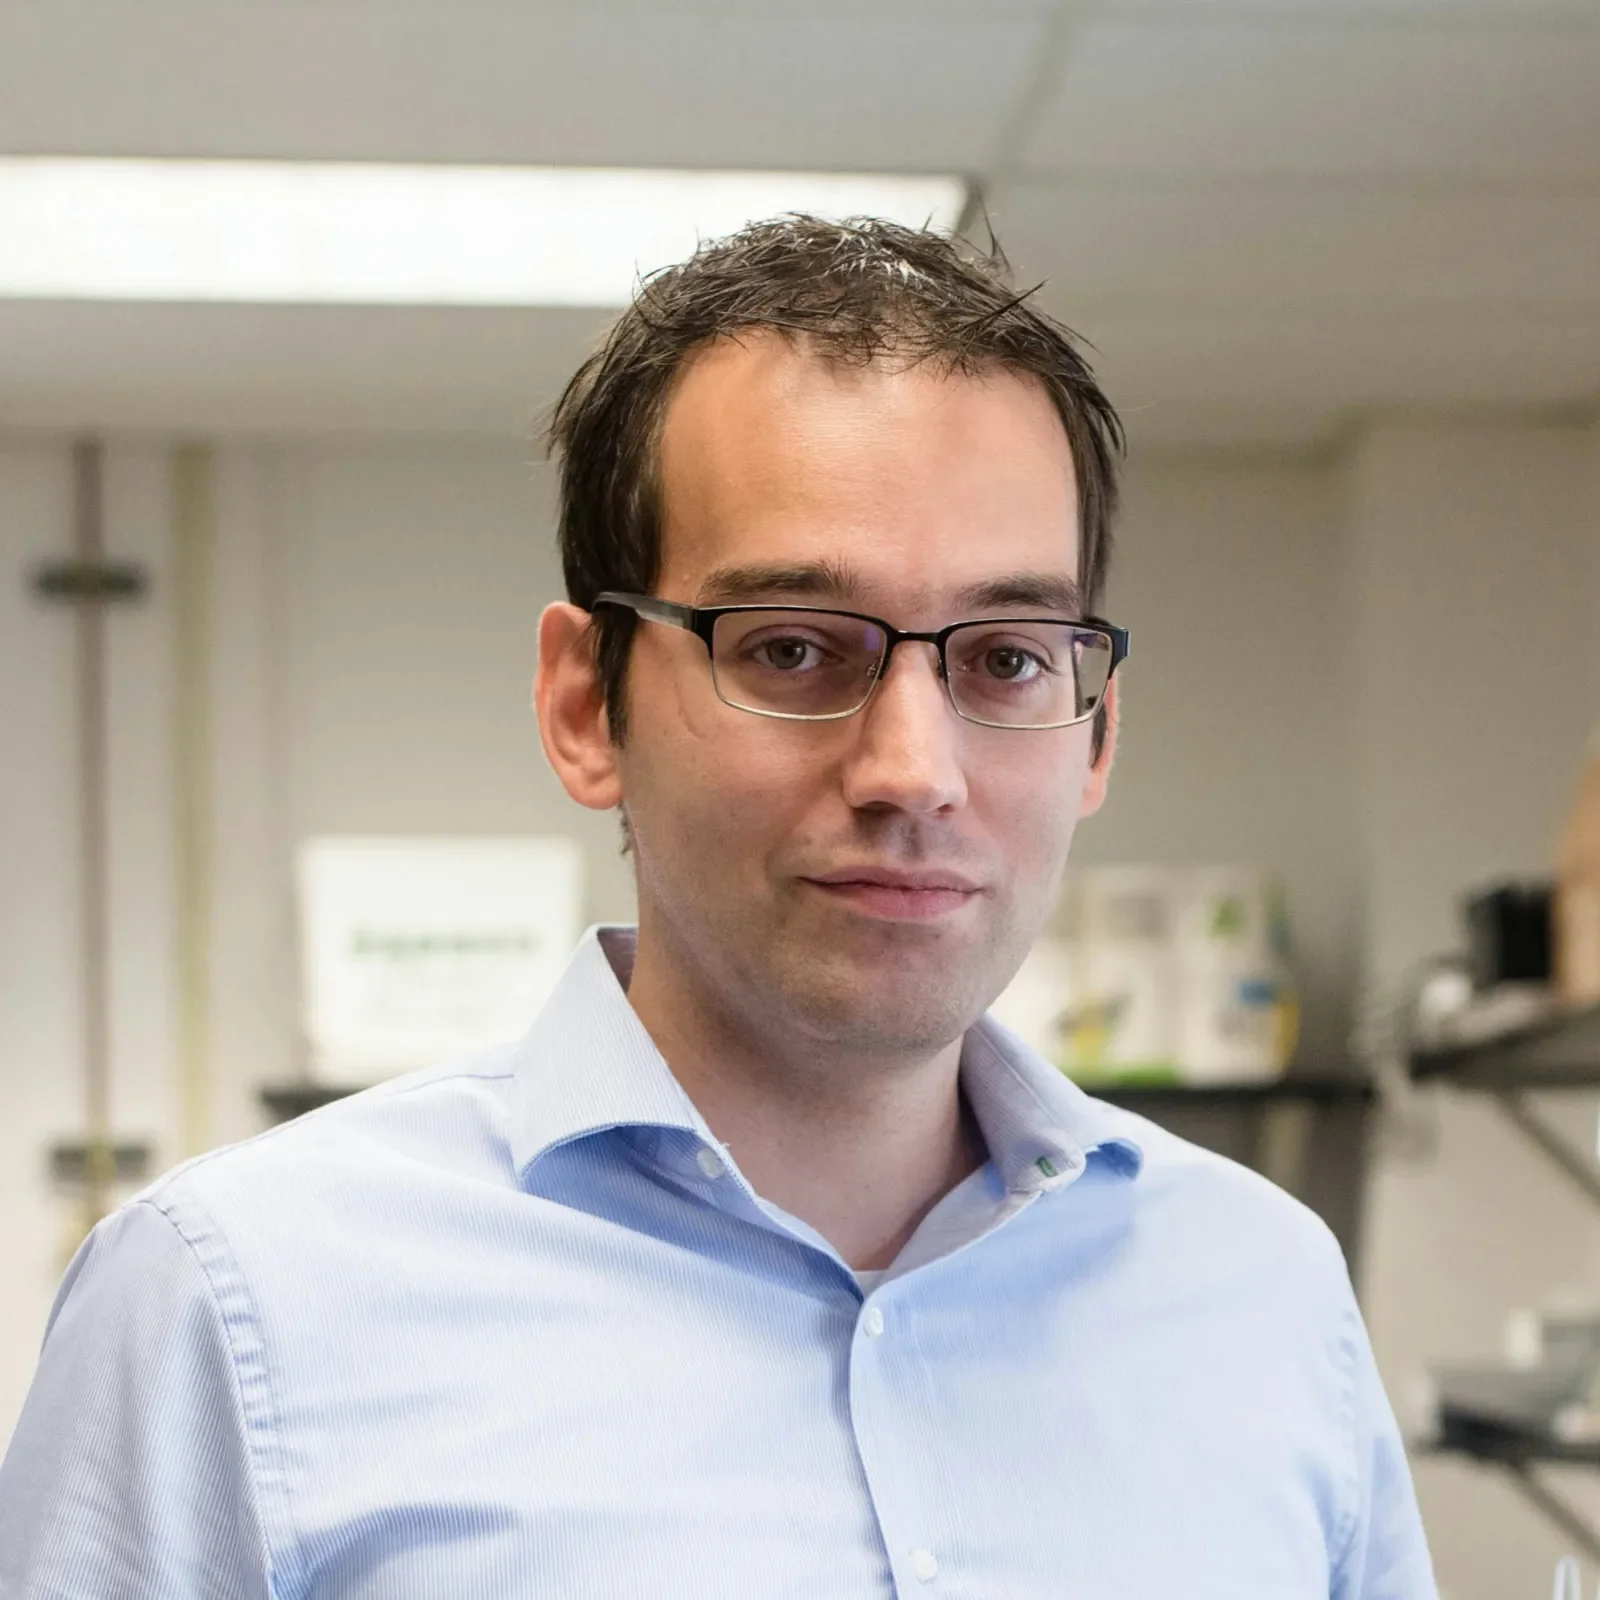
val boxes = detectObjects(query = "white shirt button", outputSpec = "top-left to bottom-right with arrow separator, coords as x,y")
911,1548 -> 938,1582
695,1147 -> 726,1180
862,1305 -> 885,1338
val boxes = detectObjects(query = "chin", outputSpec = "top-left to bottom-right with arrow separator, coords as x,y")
772,948 -> 996,1054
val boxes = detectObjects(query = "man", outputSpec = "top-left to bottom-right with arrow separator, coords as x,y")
0,218 -> 1435,1596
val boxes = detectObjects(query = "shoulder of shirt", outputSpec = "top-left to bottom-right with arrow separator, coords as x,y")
130,1039 -> 526,1226
1075,1095 -> 1352,1287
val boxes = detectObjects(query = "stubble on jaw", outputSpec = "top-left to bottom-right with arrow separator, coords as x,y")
684,872 -> 1045,1068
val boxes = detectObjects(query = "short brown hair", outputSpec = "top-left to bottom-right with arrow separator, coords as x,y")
548,214 -> 1124,744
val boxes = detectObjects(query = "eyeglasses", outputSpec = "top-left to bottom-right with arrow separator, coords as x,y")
591,592 -> 1129,730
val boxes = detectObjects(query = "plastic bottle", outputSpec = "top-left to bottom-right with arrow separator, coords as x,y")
1556,726 -> 1600,1008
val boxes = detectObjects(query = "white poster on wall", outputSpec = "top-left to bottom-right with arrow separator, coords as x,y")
298,836 -> 583,1083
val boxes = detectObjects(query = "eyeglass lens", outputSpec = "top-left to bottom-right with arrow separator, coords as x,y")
708,609 -> 1113,728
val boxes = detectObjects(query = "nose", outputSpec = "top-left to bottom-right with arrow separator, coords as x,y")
838,640 -> 969,815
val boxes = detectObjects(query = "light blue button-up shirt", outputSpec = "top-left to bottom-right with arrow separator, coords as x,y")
1,927 -> 1435,1598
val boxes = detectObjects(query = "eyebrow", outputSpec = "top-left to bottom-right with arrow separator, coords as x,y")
695,558 -> 862,606
951,572 -> 1085,615
695,560 -> 1085,617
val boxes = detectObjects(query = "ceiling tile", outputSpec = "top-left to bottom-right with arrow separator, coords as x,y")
1023,19 -> 1600,176
0,302 -> 612,437
1085,309 -> 1600,449
0,2 -> 1041,171
988,179 -> 1600,312
1095,0 -> 1599,16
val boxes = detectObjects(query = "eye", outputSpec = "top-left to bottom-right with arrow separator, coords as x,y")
981,645 -> 1044,683
750,634 -> 831,672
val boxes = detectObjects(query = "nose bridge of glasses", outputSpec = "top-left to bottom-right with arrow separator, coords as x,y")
863,632 -> 961,739
879,628 -> 950,684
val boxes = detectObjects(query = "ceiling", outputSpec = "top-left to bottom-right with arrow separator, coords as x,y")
1,0 -> 1597,450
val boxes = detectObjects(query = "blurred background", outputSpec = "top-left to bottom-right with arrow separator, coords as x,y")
3,1 -> 1600,1593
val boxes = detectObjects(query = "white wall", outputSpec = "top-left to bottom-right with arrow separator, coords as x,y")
3,416 -> 1600,1596
203,441 -> 639,1147
1,440 -> 82,1440
1086,452 -> 1361,1070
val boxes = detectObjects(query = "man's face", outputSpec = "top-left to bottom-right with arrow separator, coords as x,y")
614,334 -> 1114,1058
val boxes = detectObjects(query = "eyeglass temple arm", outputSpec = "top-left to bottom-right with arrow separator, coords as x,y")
592,591 -> 697,630
1089,620 -> 1131,666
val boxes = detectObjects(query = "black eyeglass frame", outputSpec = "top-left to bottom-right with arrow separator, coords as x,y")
591,590 -> 1130,730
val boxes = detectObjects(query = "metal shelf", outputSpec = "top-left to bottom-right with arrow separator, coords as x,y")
1435,1426 -> 1600,1470
1411,1003 -> 1600,1089
1409,1003 -> 1600,1214
259,1084 -> 360,1122
1095,1074 -> 1373,1110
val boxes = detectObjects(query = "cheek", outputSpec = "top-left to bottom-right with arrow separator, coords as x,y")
623,707 -> 833,866
969,731 -> 1095,847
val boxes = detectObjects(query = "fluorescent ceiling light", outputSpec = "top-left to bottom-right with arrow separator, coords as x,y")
0,158 -> 967,307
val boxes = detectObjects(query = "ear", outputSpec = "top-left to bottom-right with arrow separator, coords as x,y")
535,603 -> 625,812
1078,677 -> 1119,819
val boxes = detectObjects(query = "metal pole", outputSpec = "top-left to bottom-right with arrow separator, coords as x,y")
1503,1462 -> 1600,1565
1489,1090 -> 1600,1214
72,439 -> 114,1227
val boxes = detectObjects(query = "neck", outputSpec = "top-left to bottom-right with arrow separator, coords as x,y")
623,931 -> 987,1272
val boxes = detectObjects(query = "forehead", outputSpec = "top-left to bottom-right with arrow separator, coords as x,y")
653,333 -> 1080,612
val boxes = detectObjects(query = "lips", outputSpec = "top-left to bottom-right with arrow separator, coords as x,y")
801,866 -> 983,920
807,866 -> 982,892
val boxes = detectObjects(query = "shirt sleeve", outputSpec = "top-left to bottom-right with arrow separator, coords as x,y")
1332,1301 -> 1439,1600
0,1198 -> 275,1600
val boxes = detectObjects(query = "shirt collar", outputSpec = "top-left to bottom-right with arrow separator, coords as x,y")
960,1013 -> 1145,1191
510,925 -> 1143,1191
508,927 -> 711,1178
